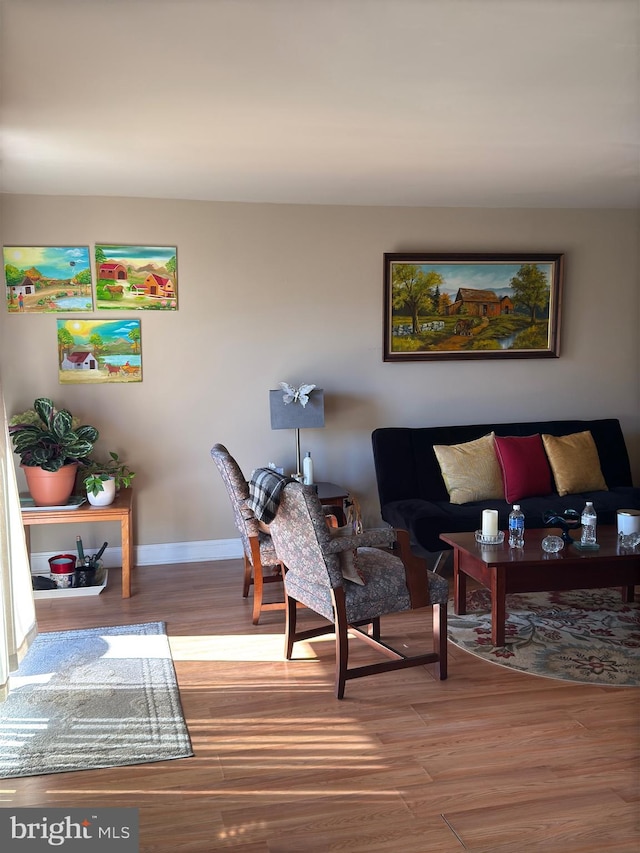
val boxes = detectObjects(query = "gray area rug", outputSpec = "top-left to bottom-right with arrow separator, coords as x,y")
0,621 -> 193,778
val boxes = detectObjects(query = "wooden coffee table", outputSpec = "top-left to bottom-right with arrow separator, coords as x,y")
440,526 -> 639,646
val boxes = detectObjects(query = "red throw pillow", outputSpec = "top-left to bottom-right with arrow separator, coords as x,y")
494,434 -> 553,504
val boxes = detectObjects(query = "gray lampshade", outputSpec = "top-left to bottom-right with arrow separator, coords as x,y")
269,389 -> 325,430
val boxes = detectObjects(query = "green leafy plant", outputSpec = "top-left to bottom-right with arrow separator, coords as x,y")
83,452 -> 135,496
9,397 -> 98,472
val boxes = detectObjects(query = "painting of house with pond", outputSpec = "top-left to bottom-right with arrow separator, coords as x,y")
57,319 -> 142,384
4,246 -> 93,313
95,244 -> 177,310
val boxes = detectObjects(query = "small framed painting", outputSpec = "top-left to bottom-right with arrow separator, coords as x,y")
57,319 -> 142,384
383,252 -> 564,361
95,244 -> 177,310
4,246 -> 93,313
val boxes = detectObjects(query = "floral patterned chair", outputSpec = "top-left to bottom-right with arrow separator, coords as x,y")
211,443 -> 285,624
268,481 -> 449,699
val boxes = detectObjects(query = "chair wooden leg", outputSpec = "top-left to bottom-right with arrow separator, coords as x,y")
248,537 -> 264,625
335,621 -> 349,700
371,617 -> 381,641
242,554 -> 252,598
332,591 -> 350,699
251,566 -> 264,625
433,603 -> 448,680
284,595 -> 297,660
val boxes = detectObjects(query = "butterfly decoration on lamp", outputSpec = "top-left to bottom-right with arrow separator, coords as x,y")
269,383 -> 325,478
280,382 -> 315,407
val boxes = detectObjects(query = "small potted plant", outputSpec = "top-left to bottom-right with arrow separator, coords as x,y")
9,397 -> 98,506
83,452 -> 135,506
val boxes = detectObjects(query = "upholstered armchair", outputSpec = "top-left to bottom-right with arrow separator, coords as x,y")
211,444 -> 285,625
268,481 -> 449,699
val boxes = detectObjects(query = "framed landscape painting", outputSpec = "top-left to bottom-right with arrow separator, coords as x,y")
4,246 -> 93,313
57,319 -> 142,384
95,244 -> 177,310
383,253 -> 564,362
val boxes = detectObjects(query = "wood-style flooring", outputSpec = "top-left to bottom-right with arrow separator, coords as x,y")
4,560 -> 638,852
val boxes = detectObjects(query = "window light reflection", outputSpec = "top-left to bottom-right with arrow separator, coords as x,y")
168,634 -> 331,662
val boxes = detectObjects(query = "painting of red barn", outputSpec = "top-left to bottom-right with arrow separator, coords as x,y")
384,252 -> 564,362
95,244 -> 177,311
58,319 -> 142,384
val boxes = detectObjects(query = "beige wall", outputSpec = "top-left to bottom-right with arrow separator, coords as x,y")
1,194 -> 638,556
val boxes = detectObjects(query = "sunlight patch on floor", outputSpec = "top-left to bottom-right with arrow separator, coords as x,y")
169,634 -> 332,662
8,673 -> 54,689
102,635 -> 171,659
45,785 -> 397,798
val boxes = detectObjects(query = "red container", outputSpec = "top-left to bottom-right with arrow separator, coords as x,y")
48,554 -> 77,588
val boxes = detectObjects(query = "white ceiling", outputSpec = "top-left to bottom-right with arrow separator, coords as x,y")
1,0 -> 638,208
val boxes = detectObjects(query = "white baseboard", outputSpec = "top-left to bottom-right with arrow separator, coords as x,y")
29,537 -> 243,574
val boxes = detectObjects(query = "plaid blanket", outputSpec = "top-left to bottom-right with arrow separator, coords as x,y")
247,468 -> 294,524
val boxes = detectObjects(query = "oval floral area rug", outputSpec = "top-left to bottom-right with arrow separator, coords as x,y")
447,587 -> 640,687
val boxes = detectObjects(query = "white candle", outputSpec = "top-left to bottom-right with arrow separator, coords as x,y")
482,509 -> 499,537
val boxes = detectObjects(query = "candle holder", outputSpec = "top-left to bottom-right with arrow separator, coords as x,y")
475,530 -> 505,545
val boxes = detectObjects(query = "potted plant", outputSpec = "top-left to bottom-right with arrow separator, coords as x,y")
9,397 -> 99,506
83,452 -> 135,506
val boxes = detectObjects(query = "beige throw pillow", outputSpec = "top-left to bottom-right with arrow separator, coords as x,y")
433,432 -> 504,505
541,431 -> 608,496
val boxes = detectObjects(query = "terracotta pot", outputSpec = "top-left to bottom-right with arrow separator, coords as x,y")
21,462 -> 78,507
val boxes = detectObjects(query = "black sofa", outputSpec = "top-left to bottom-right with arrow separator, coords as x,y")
372,418 -> 640,559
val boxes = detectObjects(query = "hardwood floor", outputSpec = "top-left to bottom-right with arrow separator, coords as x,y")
6,561 -> 638,852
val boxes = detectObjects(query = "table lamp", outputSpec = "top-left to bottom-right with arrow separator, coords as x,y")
269,383 -> 325,477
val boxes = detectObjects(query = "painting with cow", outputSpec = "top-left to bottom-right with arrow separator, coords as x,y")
95,244 -> 178,311
57,319 -> 142,384
384,252 -> 563,362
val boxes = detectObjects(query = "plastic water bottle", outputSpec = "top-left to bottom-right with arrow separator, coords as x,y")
580,501 -> 597,545
302,451 -> 314,485
508,504 -> 525,548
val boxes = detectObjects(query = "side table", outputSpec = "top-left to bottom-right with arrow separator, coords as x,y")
21,488 -> 134,598
315,481 -> 350,526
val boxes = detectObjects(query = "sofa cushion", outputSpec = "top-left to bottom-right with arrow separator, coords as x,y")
433,432 -> 504,505
494,434 -> 553,504
541,431 -> 608,497
372,419 -> 634,509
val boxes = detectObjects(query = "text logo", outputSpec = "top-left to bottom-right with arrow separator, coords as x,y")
0,809 -> 139,851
